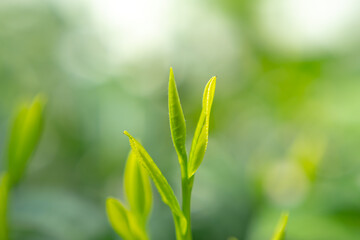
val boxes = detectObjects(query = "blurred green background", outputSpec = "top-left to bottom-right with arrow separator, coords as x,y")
1,0 -> 360,239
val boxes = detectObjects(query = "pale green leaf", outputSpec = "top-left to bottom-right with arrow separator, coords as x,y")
168,67 -> 187,171
271,212 -> 289,240
8,95 -> 46,186
0,173 -> 9,240
188,77 -> 216,178
106,198 -> 133,240
124,131 -> 187,234
124,150 -> 152,222
127,211 -> 150,240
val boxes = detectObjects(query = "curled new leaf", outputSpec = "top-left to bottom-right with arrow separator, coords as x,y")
168,67 -> 188,172
124,150 -> 152,222
271,212 -> 289,240
106,198 -> 133,240
7,95 -> 46,186
188,77 -> 216,178
124,131 -> 187,234
0,173 -> 9,240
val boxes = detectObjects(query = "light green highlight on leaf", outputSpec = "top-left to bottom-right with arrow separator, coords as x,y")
168,67 -> 188,174
0,173 -> 9,240
106,198 -> 134,240
202,76 -> 216,116
188,77 -> 216,178
7,95 -> 46,186
124,150 -> 152,223
271,212 -> 289,240
124,130 -> 187,234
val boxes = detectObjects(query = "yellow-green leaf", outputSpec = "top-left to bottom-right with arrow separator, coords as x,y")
106,198 -> 133,240
0,173 -> 9,240
271,212 -> 289,240
188,77 -> 216,178
124,150 -> 152,222
168,67 -> 187,172
8,95 -> 46,186
124,131 -> 187,234
202,76 -> 216,116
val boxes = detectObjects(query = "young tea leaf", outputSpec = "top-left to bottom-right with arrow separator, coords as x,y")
106,198 -> 134,240
168,67 -> 188,171
188,77 -> 216,178
271,212 -> 289,240
7,95 -> 45,186
124,131 -> 187,234
124,150 -> 152,223
0,173 -> 9,240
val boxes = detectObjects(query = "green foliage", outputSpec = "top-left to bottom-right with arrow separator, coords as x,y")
112,69 -> 289,240
271,212 -> 289,240
124,131 -> 187,235
120,69 -> 216,240
7,95 -> 46,186
188,76 -> 216,178
168,67 -> 188,175
106,151 -> 152,240
0,95 -> 45,240
106,198 -> 134,240
124,151 -> 152,223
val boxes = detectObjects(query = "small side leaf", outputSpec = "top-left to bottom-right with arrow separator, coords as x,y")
0,173 -> 9,240
7,95 -> 46,186
124,150 -> 152,222
188,77 -> 216,178
168,67 -> 187,171
124,131 -> 187,233
106,198 -> 133,240
271,212 -> 289,240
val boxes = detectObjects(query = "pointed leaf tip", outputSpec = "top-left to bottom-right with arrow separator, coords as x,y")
188,76 -> 216,178
168,67 -> 187,172
7,95 -> 46,186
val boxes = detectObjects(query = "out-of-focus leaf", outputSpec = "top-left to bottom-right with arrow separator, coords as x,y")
290,136 -> 326,182
106,198 -> 133,240
7,95 -> 46,186
124,150 -> 152,223
271,212 -> 289,240
0,173 -> 9,240
188,77 -> 216,178
168,67 -> 188,172
124,131 -> 187,234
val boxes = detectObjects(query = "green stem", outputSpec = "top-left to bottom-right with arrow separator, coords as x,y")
178,154 -> 194,240
182,175 -> 194,240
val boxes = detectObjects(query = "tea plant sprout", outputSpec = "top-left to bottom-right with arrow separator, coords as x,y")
107,68 -> 289,239
0,95 -> 45,240
107,68 -> 216,240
